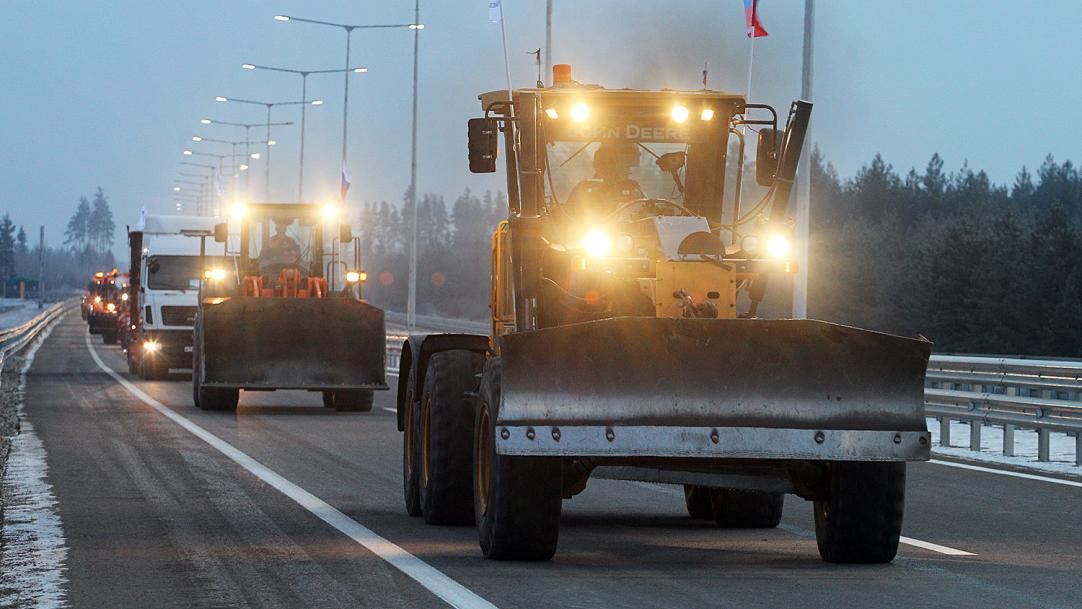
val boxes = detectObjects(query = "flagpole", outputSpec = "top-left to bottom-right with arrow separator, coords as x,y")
498,1 -> 513,98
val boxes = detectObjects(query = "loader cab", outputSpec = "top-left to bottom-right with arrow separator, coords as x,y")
216,202 -> 353,299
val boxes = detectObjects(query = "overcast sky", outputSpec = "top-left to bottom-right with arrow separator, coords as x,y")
3,1 -> 1081,252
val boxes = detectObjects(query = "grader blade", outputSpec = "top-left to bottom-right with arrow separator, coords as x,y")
496,317 -> 932,460
201,297 -> 387,390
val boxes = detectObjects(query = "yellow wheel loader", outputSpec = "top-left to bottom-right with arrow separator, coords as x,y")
193,202 -> 387,412
396,66 -> 931,563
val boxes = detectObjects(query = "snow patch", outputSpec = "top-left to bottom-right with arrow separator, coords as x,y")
0,321 -> 68,608
927,417 -> 1082,477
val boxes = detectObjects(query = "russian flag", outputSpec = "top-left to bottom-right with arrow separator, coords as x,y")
340,161 -> 351,201
744,0 -> 768,38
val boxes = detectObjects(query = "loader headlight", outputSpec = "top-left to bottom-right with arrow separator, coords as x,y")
106,303 -> 116,312
671,105 -> 689,123
94,296 -> 102,304
204,268 -> 226,281
346,270 -> 366,284
766,235 -> 790,259
143,340 -> 161,353
582,229 -> 613,258
570,102 -> 590,122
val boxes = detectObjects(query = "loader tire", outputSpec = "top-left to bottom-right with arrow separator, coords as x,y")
474,359 -> 562,561
139,355 -> 165,380
710,489 -> 784,528
420,351 -> 483,525
683,485 -> 714,520
322,391 -> 335,408
814,462 -> 905,564
402,365 -> 423,517
333,389 -> 373,412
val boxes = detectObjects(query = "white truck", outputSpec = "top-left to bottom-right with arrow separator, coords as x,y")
126,213 -> 227,379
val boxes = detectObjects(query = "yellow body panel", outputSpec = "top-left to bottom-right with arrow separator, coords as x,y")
648,261 -> 736,319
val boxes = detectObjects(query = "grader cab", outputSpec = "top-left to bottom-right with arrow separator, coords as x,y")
396,66 -> 931,564
192,202 -> 387,412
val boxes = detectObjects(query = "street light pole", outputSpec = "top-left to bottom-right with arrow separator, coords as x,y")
199,118 -> 293,196
407,0 -> 421,329
793,0 -> 814,319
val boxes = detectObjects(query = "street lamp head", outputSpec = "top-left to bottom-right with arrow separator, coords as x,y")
250,153 -> 261,159
239,164 -> 249,171
311,100 -> 323,105
215,96 -> 228,102
267,140 -> 277,146
274,15 -> 290,22
353,67 -> 368,73
200,118 -> 211,125
173,186 -> 181,192
191,136 -> 203,142
183,150 -> 193,156
241,63 -> 256,70
409,23 -> 425,30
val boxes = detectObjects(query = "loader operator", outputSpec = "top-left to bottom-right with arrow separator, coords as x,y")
566,140 -> 645,209
258,218 -> 302,284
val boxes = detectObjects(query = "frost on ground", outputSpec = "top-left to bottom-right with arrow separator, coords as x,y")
927,416 -> 1082,477
0,323 -> 68,609
0,298 -> 49,331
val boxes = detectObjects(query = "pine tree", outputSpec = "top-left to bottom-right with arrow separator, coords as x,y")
87,187 -> 115,252
15,226 -> 27,255
66,196 -> 91,251
0,214 -> 15,281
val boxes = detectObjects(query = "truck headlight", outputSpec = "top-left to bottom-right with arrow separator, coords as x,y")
204,268 -> 226,281
121,292 -> 129,301
346,270 -> 365,284
106,303 -> 116,312
582,229 -> 612,258
143,340 -> 161,353
766,235 -> 790,259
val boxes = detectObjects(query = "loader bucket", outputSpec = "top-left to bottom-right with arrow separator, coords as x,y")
200,297 -> 387,390
495,318 -> 932,460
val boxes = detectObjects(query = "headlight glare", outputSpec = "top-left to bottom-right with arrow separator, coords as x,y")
582,229 -> 612,258
766,235 -> 791,259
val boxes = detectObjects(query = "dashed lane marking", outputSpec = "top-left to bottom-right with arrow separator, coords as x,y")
86,334 -> 498,609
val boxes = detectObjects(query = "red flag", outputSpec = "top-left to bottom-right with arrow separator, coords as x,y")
744,0 -> 768,38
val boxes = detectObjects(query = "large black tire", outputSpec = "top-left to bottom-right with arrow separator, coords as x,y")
683,485 -> 715,520
199,386 -> 239,411
402,364 -> 423,517
814,462 -> 906,564
127,349 -> 139,376
419,351 -> 484,525
139,354 -> 166,380
333,389 -> 374,412
710,489 -> 784,528
322,391 -> 335,408
474,359 -> 562,561
102,331 -> 118,345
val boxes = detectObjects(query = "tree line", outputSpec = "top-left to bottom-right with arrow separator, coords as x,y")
357,152 -> 1082,357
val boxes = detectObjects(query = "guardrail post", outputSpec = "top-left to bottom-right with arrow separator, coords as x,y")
969,419 -> 982,451
1038,429 -> 1051,462
939,417 -> 951,447
1002,424 -> 1015,457
1074,432 -> 1082,467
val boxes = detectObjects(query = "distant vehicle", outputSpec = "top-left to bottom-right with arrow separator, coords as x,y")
191,202 -> 386,411
86,269 -> 123,344
126,214 -> 223,380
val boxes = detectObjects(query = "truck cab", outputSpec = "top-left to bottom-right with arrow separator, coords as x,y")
127,214 -> 224,379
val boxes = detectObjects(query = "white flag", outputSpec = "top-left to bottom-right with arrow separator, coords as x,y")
488,0 -> 502,23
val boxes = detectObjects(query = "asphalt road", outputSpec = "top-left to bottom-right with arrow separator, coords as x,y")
13,313 -> 1082,608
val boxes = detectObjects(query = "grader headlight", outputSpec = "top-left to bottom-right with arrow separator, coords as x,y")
582,229 -> 613,258
766,234 -> 791,259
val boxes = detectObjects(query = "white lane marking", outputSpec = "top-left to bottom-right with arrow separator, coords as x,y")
930,459 -> 1082,489
86,335 -> 497,609
623,480 -> 975,556
0,320 -> 68,608
898,536 -> 974,556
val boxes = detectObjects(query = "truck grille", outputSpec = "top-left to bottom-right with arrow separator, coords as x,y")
160,306 -> 197,327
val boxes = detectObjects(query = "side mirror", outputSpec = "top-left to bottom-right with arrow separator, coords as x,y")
467,118 -> 498,173
339,224 -> 353,244
755,128 -> 780,187
213,222 -> 228,243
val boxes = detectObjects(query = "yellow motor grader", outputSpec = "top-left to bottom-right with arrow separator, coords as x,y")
396,66 -> 931,563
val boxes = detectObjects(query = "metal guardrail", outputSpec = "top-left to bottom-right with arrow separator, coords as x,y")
0,302 -> 71,380
926,355 -> 1082,465
381,314 -> 1082,467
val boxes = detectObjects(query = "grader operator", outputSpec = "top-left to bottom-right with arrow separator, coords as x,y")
395,66 -> 931,564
